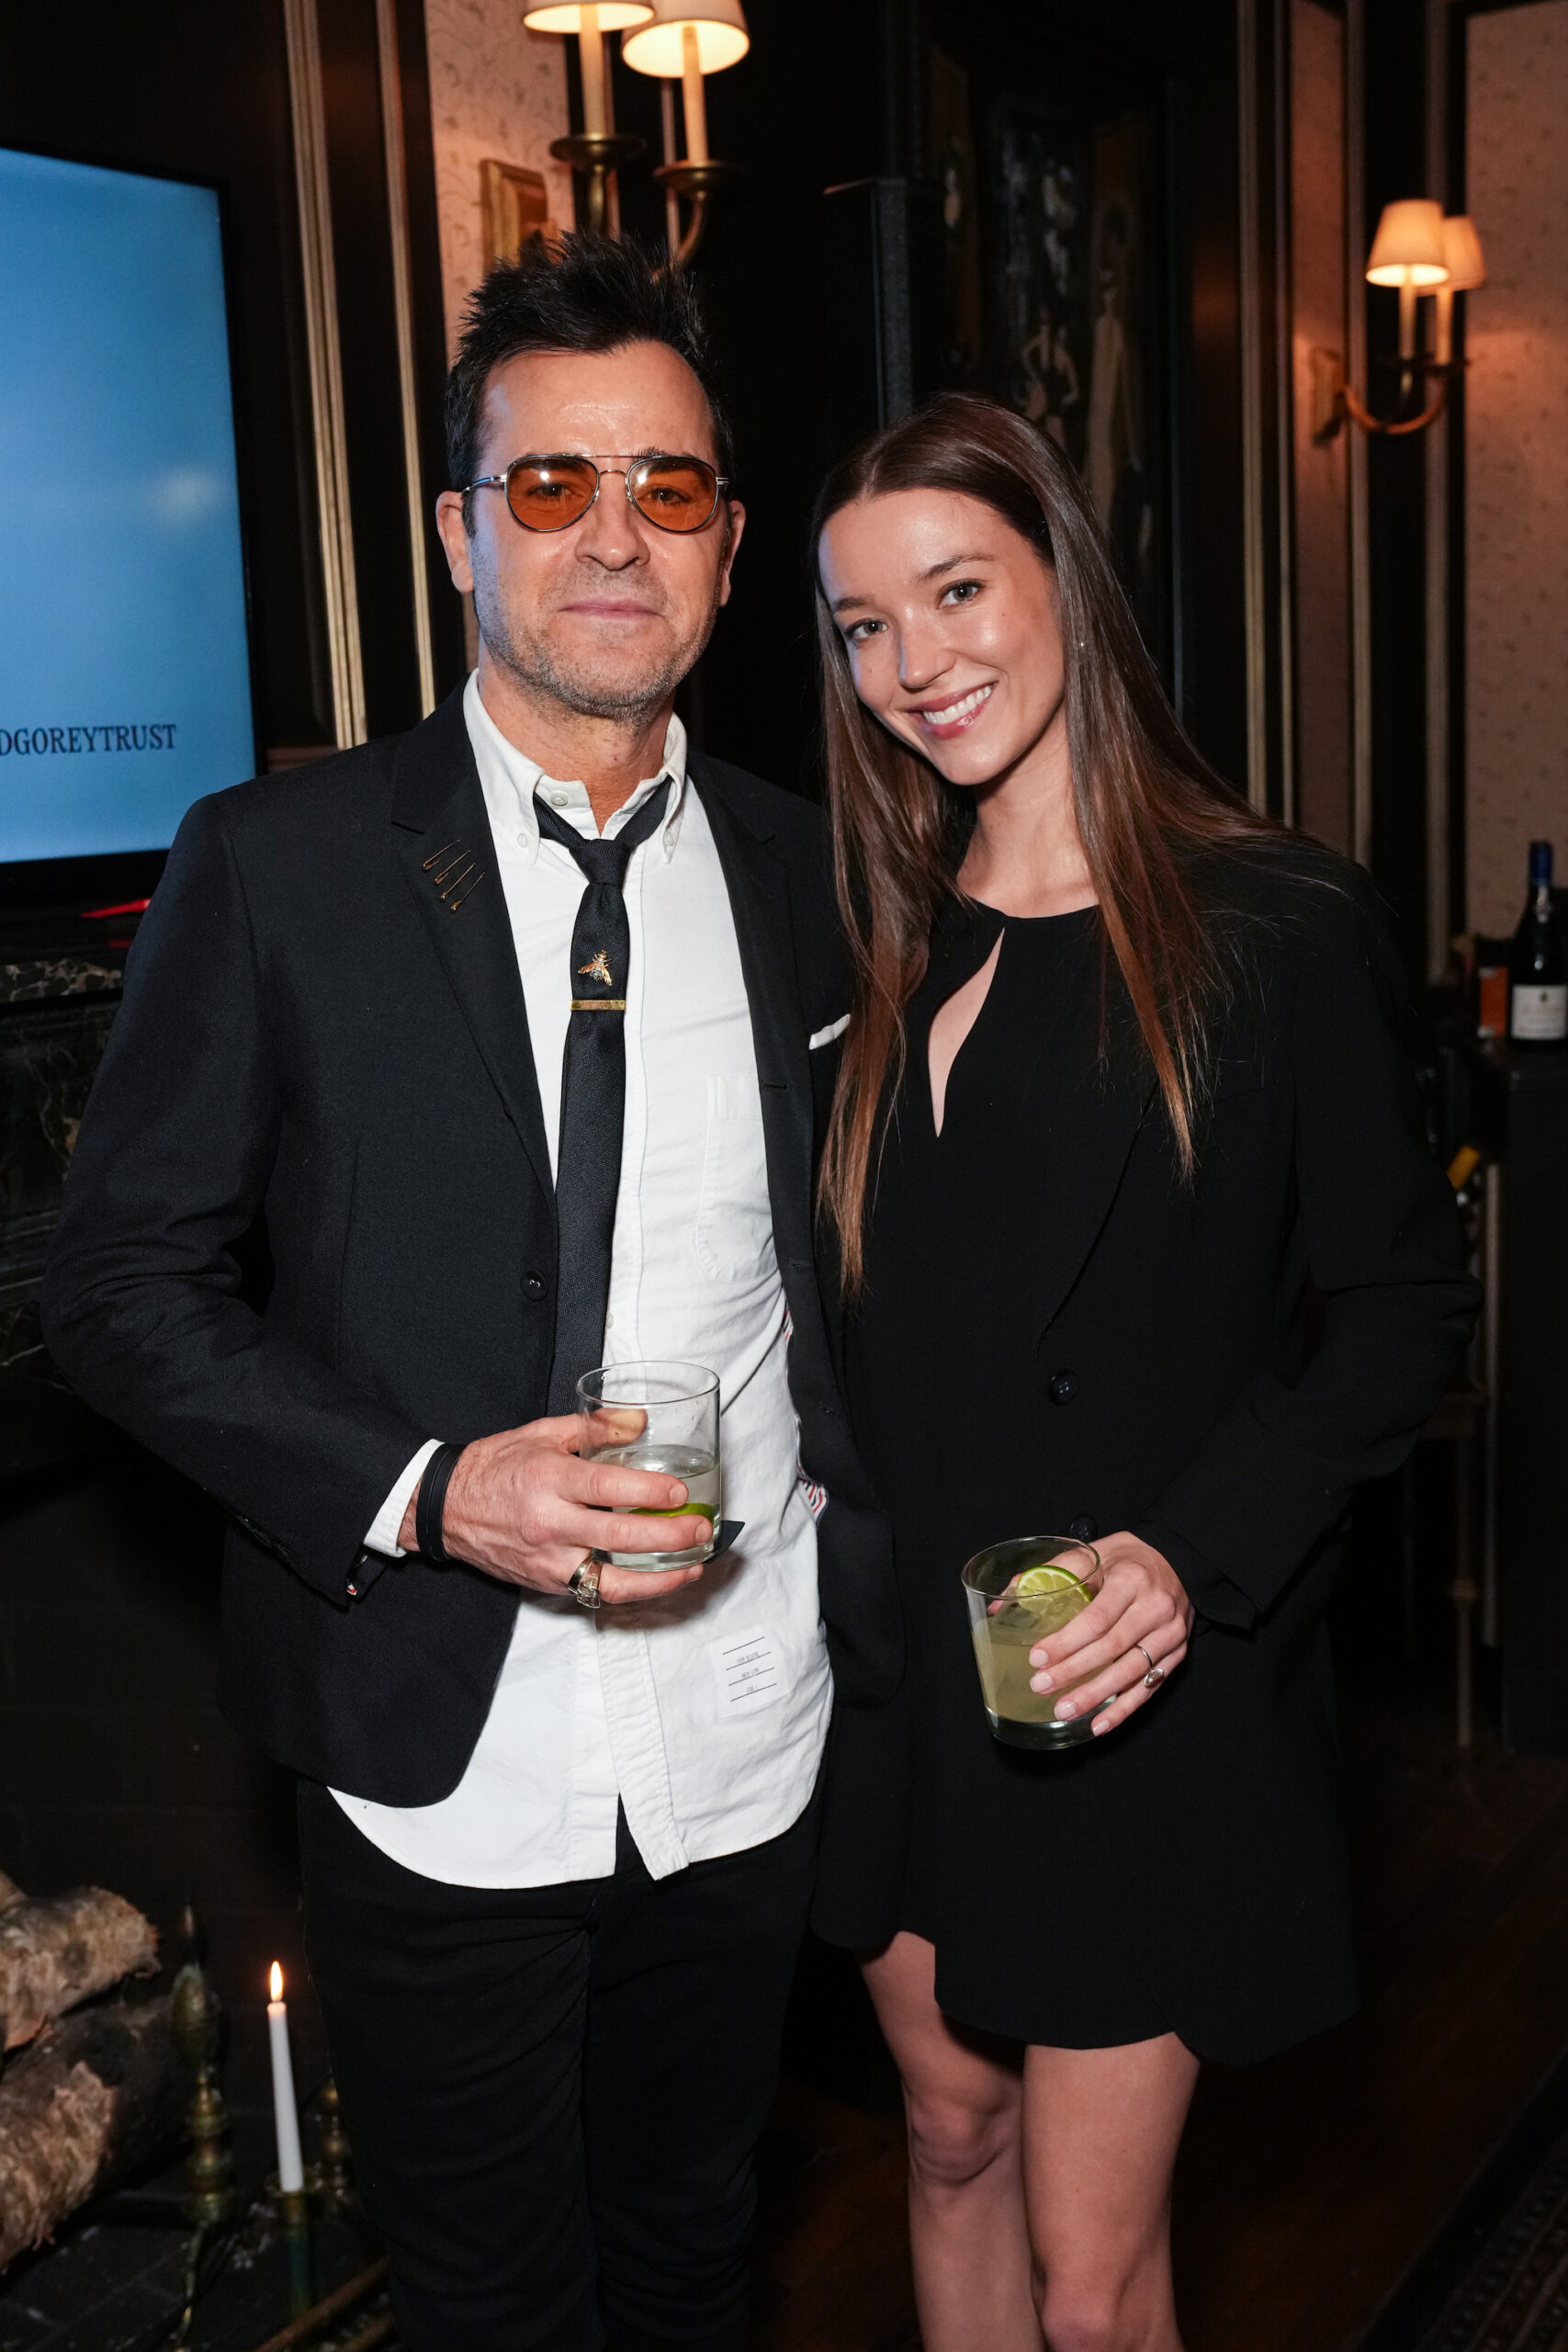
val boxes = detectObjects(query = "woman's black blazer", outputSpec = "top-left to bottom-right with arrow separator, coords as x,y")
816,846 -> 1480,2062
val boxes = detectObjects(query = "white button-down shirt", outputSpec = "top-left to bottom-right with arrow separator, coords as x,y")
330,673 -> 831,1887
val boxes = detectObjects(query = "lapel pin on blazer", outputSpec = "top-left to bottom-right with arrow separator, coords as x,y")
423,839 -> 487,912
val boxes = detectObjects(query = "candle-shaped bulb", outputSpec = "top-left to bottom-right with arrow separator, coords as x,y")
681,23 -> 709,164
270,1961 -> 283,2001
578,2 -> 608,138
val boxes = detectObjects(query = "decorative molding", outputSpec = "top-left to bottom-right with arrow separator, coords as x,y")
1426,0 -> 1451,974
1272,0 -> 1296,828
283,0 -> 367,748
1237,0 -> 1270,812
1288,0 -> 1355,858
1345,0 -> 1373,868
375,0 -> 437,720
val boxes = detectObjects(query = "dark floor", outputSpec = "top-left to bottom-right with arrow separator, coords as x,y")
750,1660 -> 1568,2352
6,1651 -> 1568,2352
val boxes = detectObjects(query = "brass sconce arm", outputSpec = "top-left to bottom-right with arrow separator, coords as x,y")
1313,348 -> 1450,439
652,156 -> 739,269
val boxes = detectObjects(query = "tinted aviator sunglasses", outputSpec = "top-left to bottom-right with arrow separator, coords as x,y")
464,452 -> 728,536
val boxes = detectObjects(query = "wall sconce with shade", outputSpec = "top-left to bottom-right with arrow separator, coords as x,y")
1313,199 -> 1487,438
620,0 -> 751,267
520,2 -> 654,234
520,0 -> 747,266
622,0 -> 750,268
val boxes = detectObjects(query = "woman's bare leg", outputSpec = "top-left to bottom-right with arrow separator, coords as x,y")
863,1932 -> 1042,2352
1021,2034 -> 1199,2352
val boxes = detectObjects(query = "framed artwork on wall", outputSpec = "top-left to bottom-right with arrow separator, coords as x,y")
931,31 -> 1177,681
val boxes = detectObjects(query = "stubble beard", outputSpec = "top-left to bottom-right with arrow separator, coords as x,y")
472,562 -> 721,728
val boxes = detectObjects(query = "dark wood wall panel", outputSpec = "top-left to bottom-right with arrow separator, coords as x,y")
604,0 -> 1252,797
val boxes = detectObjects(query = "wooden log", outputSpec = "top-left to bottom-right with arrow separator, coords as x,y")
0,1886 -> 157,2052
0,1997 -> 185,2269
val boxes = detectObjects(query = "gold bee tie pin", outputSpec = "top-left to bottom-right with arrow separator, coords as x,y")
572,949 -> 625,1012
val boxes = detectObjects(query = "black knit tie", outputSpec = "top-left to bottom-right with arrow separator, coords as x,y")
534,778 -> 671,1413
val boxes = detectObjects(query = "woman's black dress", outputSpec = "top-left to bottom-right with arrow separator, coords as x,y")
816,863 -> 1478,2061
843,899 -> 1173,2047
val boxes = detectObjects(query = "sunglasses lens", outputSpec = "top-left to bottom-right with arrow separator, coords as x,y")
505,458 -> 598,530
628,458 -> 719,532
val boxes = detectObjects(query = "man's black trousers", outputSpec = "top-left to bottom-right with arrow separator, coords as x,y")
297,1781 -> 818,2352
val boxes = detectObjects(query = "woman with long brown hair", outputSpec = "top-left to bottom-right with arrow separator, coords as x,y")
807,392 -> 1476,2351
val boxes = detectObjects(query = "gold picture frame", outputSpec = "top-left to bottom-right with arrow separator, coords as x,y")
480,160 -> 556,269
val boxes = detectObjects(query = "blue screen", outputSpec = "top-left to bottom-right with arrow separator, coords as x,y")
0,147 -> 255,861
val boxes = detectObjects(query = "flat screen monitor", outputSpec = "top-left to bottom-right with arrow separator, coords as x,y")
0,145 -> 255,868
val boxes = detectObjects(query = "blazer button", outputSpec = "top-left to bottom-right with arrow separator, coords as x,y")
1047,1369 -> 1079,1405
523,1271 -> 548,1301
1067,1514 -> 1099,1542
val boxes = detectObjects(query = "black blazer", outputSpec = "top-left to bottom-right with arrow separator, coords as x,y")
813,851 -> 1480,2062
40,687 -> 898,1804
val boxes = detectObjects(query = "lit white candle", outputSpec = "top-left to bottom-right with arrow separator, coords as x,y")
266,1962 -> 305,2193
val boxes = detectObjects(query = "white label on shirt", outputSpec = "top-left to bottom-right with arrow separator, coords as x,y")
709,1626 -> 783,1716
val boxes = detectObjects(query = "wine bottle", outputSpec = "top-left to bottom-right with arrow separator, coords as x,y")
1508,840 -> 1568,1049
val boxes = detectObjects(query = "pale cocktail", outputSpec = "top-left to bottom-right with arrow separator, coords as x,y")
963,1537 -> 1106,1748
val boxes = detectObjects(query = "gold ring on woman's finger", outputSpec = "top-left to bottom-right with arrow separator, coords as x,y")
568,1557 -> 602,1610
1135,1642 -> 1164,1690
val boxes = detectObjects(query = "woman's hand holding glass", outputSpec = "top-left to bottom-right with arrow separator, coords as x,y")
1027,1532 -> 1193,1735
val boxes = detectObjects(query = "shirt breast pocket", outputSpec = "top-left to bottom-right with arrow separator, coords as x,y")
695,1073 -> 776,1287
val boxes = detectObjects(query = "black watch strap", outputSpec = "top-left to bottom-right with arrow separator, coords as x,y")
415,1442 -> 464,1565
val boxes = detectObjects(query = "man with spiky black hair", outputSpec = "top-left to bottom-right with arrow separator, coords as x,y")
43,234 -> 897,2349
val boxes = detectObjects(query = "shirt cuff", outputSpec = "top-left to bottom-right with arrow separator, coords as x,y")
365,1440 -> 441,1557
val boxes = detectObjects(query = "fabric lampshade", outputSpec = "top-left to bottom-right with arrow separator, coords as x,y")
621,0 -> 750,74
1365,198 -> 1450,287
522,3 -> 653,30
1440,214 -> 1487,291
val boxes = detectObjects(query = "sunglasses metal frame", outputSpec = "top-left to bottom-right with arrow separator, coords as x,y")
462,451 -> 729,535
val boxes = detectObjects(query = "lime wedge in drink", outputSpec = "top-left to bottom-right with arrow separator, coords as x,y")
1014,1562 -> 1089,1600
1000,1562 -> 1092,1639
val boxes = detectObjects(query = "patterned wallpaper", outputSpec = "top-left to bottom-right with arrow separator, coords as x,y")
423,0 -> 573,357
1465,1 -> 1568,936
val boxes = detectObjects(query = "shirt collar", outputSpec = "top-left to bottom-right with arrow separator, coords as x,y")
463,670 -> 690,868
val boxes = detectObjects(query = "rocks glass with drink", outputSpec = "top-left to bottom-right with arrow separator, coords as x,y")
963,1536 -> 1107,1747
577,1361 -> 721,1570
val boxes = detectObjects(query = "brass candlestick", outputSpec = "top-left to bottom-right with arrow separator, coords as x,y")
267,2168 -> 323,2319
171,1908 -> 234,2231
314,2074 -> 358,2219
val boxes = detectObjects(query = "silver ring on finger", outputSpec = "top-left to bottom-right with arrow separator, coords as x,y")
568,1556 -> 603,1610
1134,1642 -> 1164,1690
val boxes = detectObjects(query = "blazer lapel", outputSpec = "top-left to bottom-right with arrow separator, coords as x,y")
1001,940 -> 1156,1338
389,691 -> 555,1209
691,762 -> 815,1264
